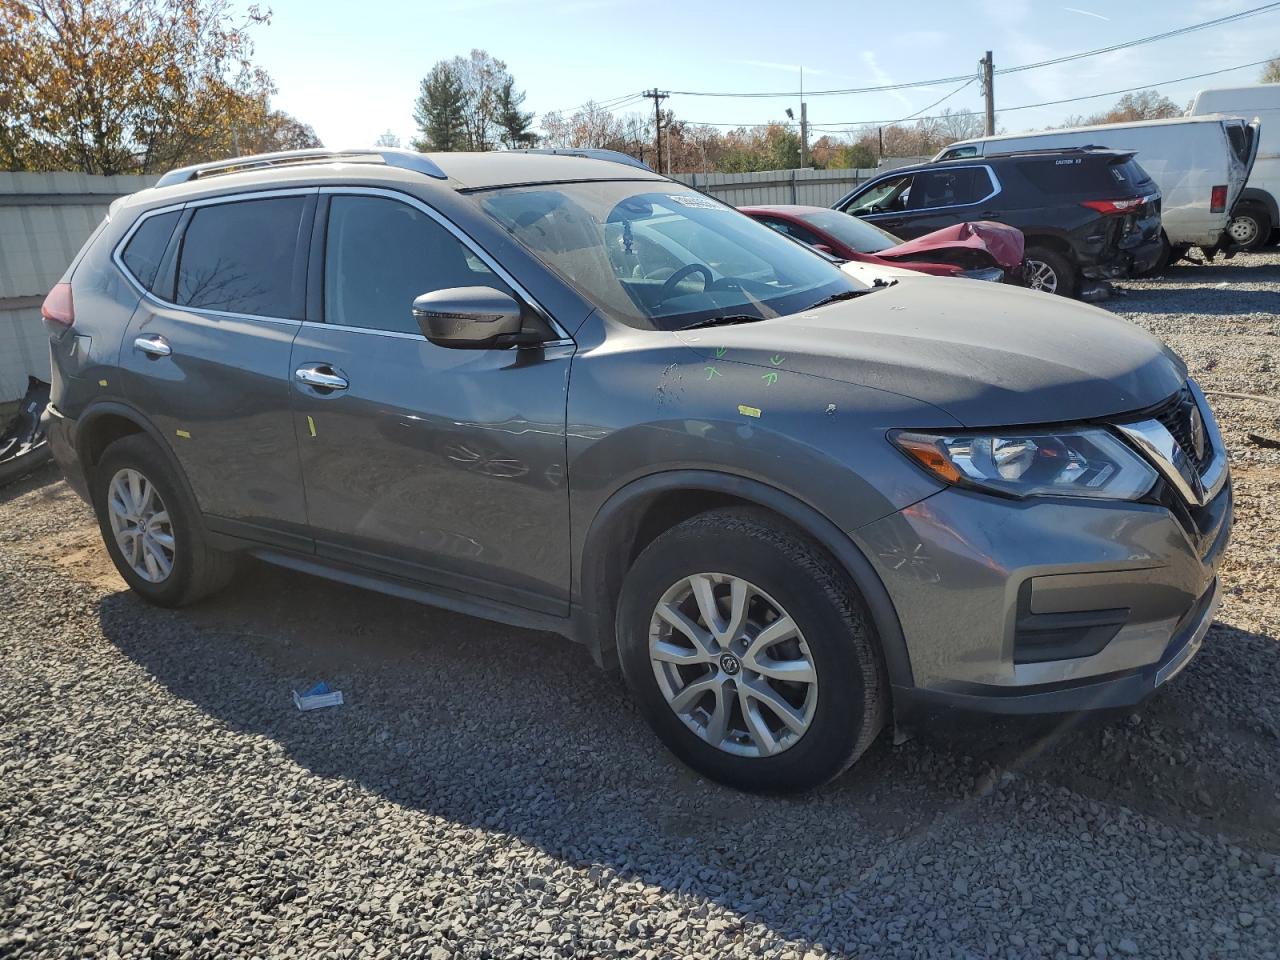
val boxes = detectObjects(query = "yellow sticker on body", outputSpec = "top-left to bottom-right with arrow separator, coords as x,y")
175,429 -> 191,439
307,415 -> 317,438
98,379 -> 108,387
737,404 -> 761,418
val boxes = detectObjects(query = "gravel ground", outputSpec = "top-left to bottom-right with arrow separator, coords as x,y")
1,252 -> 1278,960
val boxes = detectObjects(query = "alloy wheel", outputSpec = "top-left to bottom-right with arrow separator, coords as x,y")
648,573 -> 818,758
1025,259 -> 1059,294
107,468 -> 175,583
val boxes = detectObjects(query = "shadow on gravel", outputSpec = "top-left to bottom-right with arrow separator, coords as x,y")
0,460 -> 61,508
94,559 -> 1280,947
1113,259 -> 1280,316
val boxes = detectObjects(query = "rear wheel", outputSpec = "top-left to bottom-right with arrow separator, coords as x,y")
1227,202 -> 1272,251
616,508 -> 886,792
1023,245 -> 1077,298
93,434 -> 236,606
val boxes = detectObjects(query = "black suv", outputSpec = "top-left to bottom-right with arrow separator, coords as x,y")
833,148 -> 1163,298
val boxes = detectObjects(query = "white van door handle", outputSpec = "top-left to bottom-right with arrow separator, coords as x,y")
134,334 -> 171,358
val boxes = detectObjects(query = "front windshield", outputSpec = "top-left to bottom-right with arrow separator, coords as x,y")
475,181 -> 866,330
794,210 -> 901,254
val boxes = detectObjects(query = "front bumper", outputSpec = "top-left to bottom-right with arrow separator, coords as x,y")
857,476 -> 1231,716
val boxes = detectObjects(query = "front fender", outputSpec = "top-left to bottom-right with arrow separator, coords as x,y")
576,467 -> 918,690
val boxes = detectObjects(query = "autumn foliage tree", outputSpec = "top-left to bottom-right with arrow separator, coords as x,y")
0,0 -> 319,174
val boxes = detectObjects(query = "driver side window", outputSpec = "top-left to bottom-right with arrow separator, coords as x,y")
846,175 -> 912,215
324,195 -> 514,335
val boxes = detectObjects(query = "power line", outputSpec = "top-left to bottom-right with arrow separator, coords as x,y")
676,57 -> 1274,131
900,76 -> 976,122
656,2 -> 1280,99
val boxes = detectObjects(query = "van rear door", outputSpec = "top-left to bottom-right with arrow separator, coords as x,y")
1224,118 -> 1261,212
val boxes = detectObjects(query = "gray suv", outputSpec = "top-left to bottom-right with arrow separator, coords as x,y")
42,148 -> 1231,792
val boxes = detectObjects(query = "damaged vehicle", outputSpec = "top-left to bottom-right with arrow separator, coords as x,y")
46,148 -> 1229,793
0,376 -> 52,487
740,204 -> 1022,283
834,148 -> 1163,298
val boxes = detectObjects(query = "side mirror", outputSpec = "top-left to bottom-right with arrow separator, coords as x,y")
412,286 -> 524,349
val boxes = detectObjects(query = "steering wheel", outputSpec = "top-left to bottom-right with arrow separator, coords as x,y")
658,263 -> 713,302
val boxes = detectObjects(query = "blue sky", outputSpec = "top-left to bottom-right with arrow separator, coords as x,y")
246,0 -> 1279,148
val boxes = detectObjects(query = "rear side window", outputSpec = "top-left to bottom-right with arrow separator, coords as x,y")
323,195 -> 512,335
907,167 -> 994,209
176,197 -> 305,317
1016,156 -> 1151,196
758,216 -> 824,246
121,211 -> 180,291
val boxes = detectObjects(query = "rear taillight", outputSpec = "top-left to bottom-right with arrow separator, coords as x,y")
1210,185 -> 1228,213
41,282 -> 75,336
1081,196 -> 1148,215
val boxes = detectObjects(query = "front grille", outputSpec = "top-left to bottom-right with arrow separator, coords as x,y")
1154,387 -> 1212,473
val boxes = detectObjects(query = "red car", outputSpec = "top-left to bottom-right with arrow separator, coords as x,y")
740,204 -> 1024,282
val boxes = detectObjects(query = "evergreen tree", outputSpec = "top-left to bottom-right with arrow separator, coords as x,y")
497,78 -> 536,148
412,62 -> 466,151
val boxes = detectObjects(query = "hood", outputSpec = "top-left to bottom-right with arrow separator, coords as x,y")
876,221 -> 1025,271
675,279 -> 1186,427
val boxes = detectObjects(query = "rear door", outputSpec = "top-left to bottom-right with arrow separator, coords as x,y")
288,188 -> 574,615
1224,118 -> 1262,212
118,190 -> 314,547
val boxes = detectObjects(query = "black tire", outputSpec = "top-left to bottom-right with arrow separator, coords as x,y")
616,507 -> 886,793
1227,202 -> 1272,251
92,434 -> 236,606
1023,245 -> 1078,298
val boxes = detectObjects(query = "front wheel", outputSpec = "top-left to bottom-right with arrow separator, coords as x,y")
1023,245 -> 1078,298
616,508 -> 886,792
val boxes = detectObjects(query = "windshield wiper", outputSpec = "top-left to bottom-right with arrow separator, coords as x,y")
677,314 -> 764,331
804,285 -> 891,312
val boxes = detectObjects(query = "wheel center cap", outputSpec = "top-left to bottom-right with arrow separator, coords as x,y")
719,653 -> 741,676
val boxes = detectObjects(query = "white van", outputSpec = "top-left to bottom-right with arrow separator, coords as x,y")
1190,84 -> 1279,249
935,115 -> 1259,259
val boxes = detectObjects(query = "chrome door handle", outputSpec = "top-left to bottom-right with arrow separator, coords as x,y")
294,364 -> 349,391
133,334 -> 171,358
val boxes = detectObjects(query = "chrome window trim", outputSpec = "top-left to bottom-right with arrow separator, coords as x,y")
112,187 -> 319,326
1113,381 -> 1228,508
316,185 -> 569,341
843,164 -> 1002,217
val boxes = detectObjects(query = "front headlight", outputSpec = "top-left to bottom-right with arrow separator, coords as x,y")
892,427 -> 1157,500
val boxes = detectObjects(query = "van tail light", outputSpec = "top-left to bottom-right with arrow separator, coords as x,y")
1210,185 -> 1228,213
41,282 -> 75,336
1081,195 -> 1150,215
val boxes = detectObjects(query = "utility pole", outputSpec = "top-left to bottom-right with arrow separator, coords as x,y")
645,88 -> 668,173
800,102 -> 808,168
799,66 -> 808,168
981,51 -> 995,137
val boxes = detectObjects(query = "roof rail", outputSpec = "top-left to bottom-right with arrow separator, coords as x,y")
978,145 -> 1124,159
154,148 -> 448,187
511,147 -> 654,172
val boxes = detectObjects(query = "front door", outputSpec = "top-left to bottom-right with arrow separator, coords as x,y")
118,191 -> 314,545
289,189 -> 574,615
